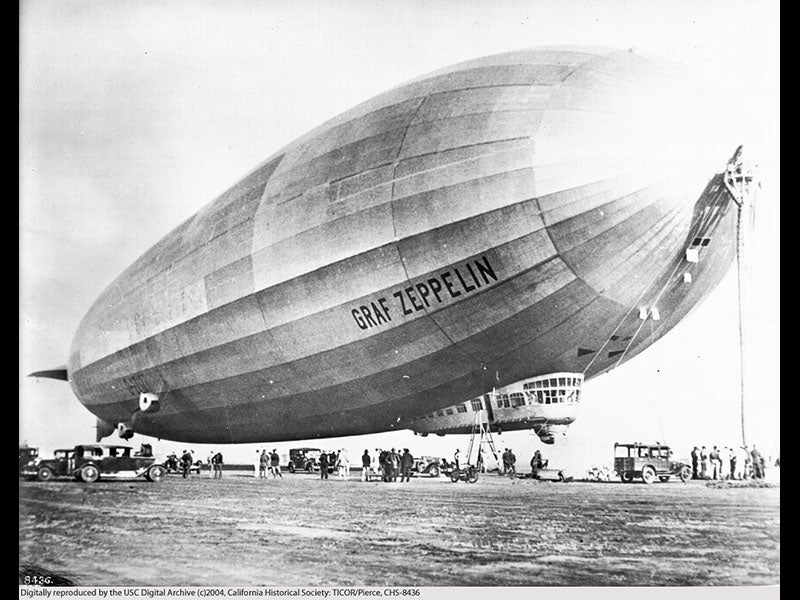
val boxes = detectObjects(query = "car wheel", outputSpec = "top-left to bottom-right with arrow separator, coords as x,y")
147,465 -> 166,482
641,466 -> 657,485
80,465 -> 99,483
620,471 -> 634,483
427,464 -> 440,478
467,468 -> 479,483
450,471 -> 460,482
36,467 -> 54,482
679,466 -> 691,483
659,476 -> 670,483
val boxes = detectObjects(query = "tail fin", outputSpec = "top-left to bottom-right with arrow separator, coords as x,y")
28,367 -> 69,381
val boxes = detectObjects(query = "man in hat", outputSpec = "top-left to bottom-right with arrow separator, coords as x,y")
400,449 -> 414,482
270,449 -> 282,478
361,449 -> 372,482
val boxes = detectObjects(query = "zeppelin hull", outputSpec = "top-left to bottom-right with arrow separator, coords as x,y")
67,48 -> 738,443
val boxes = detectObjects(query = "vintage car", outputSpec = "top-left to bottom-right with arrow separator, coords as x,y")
287,447 -> 321,472
412,455 -> 442,477
286,447 -> 337,473
20,444 -> 166,483
19,446 -> 39,474
614,442 -> 691,484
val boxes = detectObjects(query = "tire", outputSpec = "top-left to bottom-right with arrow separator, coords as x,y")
427,464 -> 440,478
36,467 -> 54,482
641,466 -> 657,485
79,464 -> 99,483
620,471 -> 634,483
679,466 -> 691,483
466,468 -> 479,483
288,463 -> 295,473
450,471 -> 460,482
146,465 -> 166,482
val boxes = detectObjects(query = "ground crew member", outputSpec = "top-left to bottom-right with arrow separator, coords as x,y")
319,451 -> 329,479
691,446 -> 700,479
453,449 -> 461,470
180,449 -> 193,479
207,451 -> 215,478
710,446 -> 721,479
507,449 -> 517,477
400,449 -> 414,482
212,451 -> 223,479
255,450 -> 263,479
389,448 -> 401,482
700,446 -> 709,479
379,449 -> 390,482
751,445 -> 764,479
270,449 -> 282,478
361,450 -> 372,482
530,450 -> 543,478
259,450 -> 269,479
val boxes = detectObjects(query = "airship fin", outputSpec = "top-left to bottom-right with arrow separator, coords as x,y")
28,366 -> 69,381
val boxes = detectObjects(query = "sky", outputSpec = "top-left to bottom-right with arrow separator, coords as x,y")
19,0 -> 779,473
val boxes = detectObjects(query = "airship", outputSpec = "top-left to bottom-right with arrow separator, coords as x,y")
32,46 -> 750,444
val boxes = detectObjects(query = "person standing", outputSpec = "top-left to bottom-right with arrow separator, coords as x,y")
742,446 -> 752,479
691,446 -> 700,480
336,450 -> 345,479
729,448 -> 737,480
212,450 -> 223,479
719,446 -> 730,480
270,449 -> 283,478
361,450 -> 372,482
340,448 -> 350,479
502,449 -> 509,475
254,450 -> 262,479
207,451 -> 215,478
735,445 -> 748,479
390,448 -> 401,482
259,449 -> 269,479
507,448 -> 517,478
379,449 -> 390,482
710,446 -> 721,480
530,449 -> 543,478
180,449 -> 193,479
700,446 -> 709,479
453,449 -> 461,470
319,451 -> 329,480
751,445 -> 764,479
400,449 -> 414,482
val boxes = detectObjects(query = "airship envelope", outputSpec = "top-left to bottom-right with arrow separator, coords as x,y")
60,47 -> 742,443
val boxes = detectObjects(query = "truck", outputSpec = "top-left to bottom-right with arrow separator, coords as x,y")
614,442 -> 691,484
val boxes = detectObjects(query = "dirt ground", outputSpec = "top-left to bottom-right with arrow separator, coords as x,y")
18,472 -> 780,587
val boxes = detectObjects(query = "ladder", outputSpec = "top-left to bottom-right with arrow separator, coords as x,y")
465,399 -> 502,471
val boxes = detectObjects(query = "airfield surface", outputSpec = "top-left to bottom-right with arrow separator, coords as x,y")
19,472 -> 779,587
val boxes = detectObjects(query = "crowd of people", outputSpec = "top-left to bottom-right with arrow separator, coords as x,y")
351,448 -> 415,482
252,449 -> 283,479
689,444 -> 772,480
317,449 -> 352,479
161,445 -> 559,482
